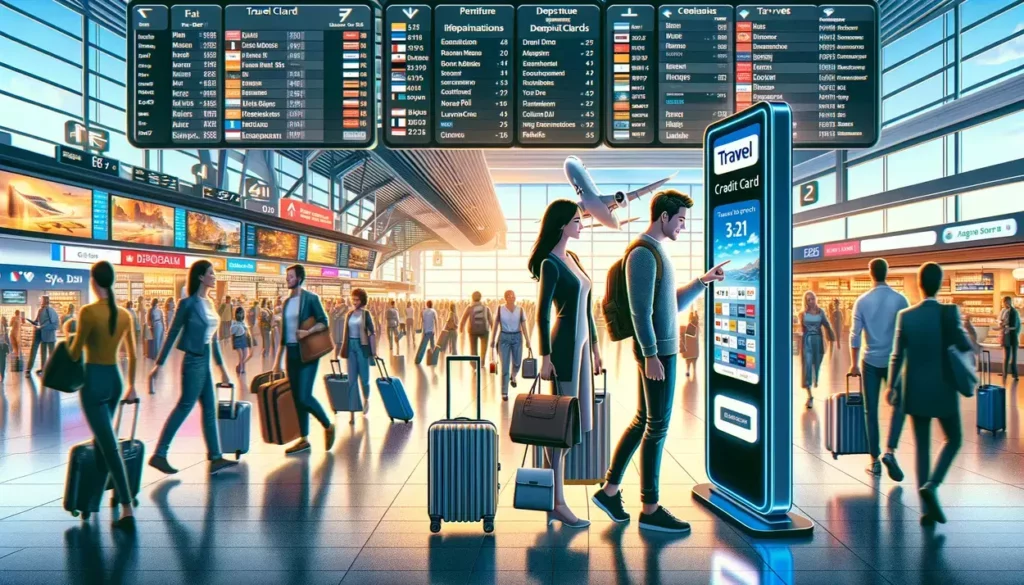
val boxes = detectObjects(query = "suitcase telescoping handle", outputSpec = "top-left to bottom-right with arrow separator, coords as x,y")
375,356 -> 390,381
445,355 -> 482,421
217,382 -> 236,411
113,397 -> 141,441
330,359 -> 342,377
595,369 -> 608,402
845,373 -> 863,405
982,350 -> 992,386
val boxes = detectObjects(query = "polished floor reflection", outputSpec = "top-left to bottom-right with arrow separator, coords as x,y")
0,337 -> 1022,584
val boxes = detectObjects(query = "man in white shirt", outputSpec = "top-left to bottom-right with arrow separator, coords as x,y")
849,258 -> 909,480
490,290 -> 532,400
415,300 -> 438,363
405,303 -> 416,347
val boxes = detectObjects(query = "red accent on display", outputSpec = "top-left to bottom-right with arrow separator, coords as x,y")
278,199 -> 334,230
824,241 -> 861,257
121,250 -> 185,268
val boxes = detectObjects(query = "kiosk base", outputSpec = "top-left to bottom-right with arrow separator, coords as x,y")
692,483 -> 814,537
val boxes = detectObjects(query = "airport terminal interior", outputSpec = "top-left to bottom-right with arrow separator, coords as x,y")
2,0 -> 1024,583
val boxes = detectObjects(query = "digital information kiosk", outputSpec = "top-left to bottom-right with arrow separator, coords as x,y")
692,101 -> 813,536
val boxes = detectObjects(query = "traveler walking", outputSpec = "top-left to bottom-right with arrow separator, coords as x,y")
26,296 -> 59,376
0,316 -> 9,382
230,307 -> 253,374
339,288 -> 377,415
999,296 -> 1020,382
385,300 -> 402,355
147,298 -> 165,359
460,292 -> 493,360
443,302 -> 458,355
800,291 -> 835,408
489,290 -> 532,400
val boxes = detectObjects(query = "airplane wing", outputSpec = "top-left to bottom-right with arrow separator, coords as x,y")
625,173 -> 677,202
582,217 -> 641,230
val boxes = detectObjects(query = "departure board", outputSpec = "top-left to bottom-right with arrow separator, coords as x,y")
604,5 -> 656,146
659,5 -> 734,145
736,4 -> 878,145
516,5 -> 601,146
384,5 -> 432,146
128,1 -> 375,149
434,5 -> 515,146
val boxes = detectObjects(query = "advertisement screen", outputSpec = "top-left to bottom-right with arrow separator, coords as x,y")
706,120 -> 768,510
256,227 -> 299,260
111,195 -> 176,247
347,246 -> 371,270
0,170 -> 93,239
306,237 -> 338,265
186,211 -> 241,254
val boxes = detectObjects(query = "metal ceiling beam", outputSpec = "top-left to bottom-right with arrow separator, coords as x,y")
306,149 -> 327,166
339,177 -> 396,214
331,152 -> 368,178
354,193 -> 412,235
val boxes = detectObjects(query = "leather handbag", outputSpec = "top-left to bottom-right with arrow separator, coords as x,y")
509,375 -> 581,449
299,316 -> 333,363
521,349 -> 537,379
42,338 -> 85,393
513,446 -> 554,511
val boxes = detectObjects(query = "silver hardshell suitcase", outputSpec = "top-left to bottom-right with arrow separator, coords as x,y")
534,370 -> 610,484
427,355 -> 499,533
217,382 -> 251,460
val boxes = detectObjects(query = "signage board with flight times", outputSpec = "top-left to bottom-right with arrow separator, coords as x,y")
127,0 -> 376,149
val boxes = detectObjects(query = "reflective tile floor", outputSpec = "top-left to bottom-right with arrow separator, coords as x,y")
1,336 -> 1023,585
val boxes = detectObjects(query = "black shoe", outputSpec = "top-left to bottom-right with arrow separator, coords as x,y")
510,379 -> 517,388
866,460 -> 881,476
592,489 -> 630,523
638,506 -> 690,533
919,483 -> 946,524
148,455 -> 178,475
881,453 -> 905,482
502,394 -> 508,402
112,516 -> 136,532
210,458 -> 239,474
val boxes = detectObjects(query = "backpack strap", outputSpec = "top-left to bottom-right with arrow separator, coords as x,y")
625,240 -> 662,288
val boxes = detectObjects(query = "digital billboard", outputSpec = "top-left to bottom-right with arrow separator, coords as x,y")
186,211 -> 241,255
111,195 -> 176,247
306,237 -> 338,266
256,227 -> 300,260
0,170 -> 93,239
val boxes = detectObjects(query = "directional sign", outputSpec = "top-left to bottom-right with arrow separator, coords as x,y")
64,120 -> 110,153
244,177 -> 270,201
798,180 -> 819,207
191,163 -> 211,182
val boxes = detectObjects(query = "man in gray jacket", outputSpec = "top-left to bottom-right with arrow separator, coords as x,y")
888,262 -> 973,524
592,190 -> 727,533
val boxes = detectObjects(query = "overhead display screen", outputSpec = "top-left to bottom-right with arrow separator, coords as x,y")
111,195 -> 177,247
255,227 -> 300,260
128,1 -> 376,149
306,237 -> 338,265
186,210 -> 241,254
0,170 -> 94,240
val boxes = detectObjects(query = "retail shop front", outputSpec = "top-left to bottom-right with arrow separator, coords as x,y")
794,212 -> 1024,373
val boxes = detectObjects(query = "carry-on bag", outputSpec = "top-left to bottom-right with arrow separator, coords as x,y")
521,349 -> 537,379
427,355 -> 499,533
534,370 -> 610,484
217,382 -> 251,460
42,339 -> 84,393
825,373 -> 870,459
510,374 -> 581,449
978,350 -> 1006,434
256,377 -> 301,445
251,370 -> 285,395
66,399 -> 143,519
375,357 -> 414,422
427,346 -> 441,366
414,335 -> 430,365
391,353 -> 406,368
325,359 -> 361,423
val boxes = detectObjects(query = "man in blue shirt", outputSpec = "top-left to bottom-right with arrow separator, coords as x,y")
849,258 -> 909,480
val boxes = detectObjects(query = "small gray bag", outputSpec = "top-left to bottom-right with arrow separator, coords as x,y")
513,446 -> 554,512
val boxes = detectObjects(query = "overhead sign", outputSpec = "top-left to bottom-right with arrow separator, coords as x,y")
121,250 -> 185,269
132,167 -> 179,191
0,263 -> 90,291
244,177 -> 271,200
226,258 -> 256,273
243,177 -> 277,215
942,217 -> 1017,244
256,261 -> 281,275
64,120 -> 109,153
202,186 -> 242,206
59,244 -> 123,265
280,198 -> 334,230
798,180 -> 819,207
191,163 -> 210,182
56,146 -> 120,178
185,255 -> 226,271
320,267 -> 339,278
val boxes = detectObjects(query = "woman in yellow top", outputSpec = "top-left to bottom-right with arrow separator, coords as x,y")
68,260 -> 138,531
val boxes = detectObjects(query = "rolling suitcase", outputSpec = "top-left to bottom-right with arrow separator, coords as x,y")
534,369 -> 610,484
375,357 -> 414,423
391,353 -> 406,368
217,382 -> 251,460
521,349 -> 537,379
428,355 -> 499,533
978,350 -> 1006,434
427,346 -> 441,367
251,370 -> 284,395
256,377 -> 301,445
415,335 -> 430,365
325,359 -> 361,423
825,373 -> 869,459
66,399 -> 142,519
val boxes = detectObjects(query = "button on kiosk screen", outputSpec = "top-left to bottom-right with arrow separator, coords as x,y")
707,119 -> 767,508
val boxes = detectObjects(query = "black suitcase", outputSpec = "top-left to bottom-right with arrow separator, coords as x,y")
825,373 -> 870,459
65,399 -> 143,519
978,350 -> 1006,434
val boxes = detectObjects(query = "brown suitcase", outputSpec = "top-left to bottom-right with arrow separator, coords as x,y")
256,378 -> 301,445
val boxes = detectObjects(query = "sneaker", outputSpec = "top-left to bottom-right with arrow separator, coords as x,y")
148,455 -> 178,475
325,424 -> 336,451
638,506 -> 691,533
919,483 -> 946,524
511,379 -> 517,388
285,440 -> 310,455
866,460 -> 881,476
209,458 -> 238,474
592,489 -> 630,523
881,453 -> 905,482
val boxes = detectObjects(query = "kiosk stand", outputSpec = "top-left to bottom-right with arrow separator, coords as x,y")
692,102 -> 813,537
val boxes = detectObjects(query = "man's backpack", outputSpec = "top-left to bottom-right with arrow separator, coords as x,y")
470,304 -> 489,336
602,240 -> 662,342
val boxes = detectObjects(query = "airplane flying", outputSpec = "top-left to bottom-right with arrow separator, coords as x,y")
563,156 -> 677,230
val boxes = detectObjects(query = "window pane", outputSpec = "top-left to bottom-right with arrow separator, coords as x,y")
520,186 -> 547,219
161,150 -> 199,183
960,110 -> 1024,172
0,6 -> 82,61
962,2 -> 1024,55
0,36 -> 82,92
0,93 -> 69,151
885,199 -> 944,231
883,16 -> 944,69
792,172 -> 836,211
959,181 -> 1024,220
882,72 -> 945,124
0,66 -> 81,114
883,45 -> 945,95
424,270 -> 461,284
793,218 -> 845,247
847,158 -> 885,199
886,138 -> 944,190
846,210 -> 884,238
962,36 -> 1024,90
460,255 -> 498,271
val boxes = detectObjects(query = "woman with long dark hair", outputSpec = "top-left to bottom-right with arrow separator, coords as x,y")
147,298 -> 165,359
528,199 -> 603,528
148,260 -> 237,475
67,261 -> 138,530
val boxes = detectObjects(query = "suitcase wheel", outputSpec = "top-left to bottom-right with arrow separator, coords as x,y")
390,417 -> 394,423
70,510 -> 80,518
429,517 -> 441,533
483,518 -> 494,533
81,511 -> 90,521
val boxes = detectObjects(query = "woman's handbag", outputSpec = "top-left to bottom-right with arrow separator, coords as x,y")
298,316 -> 333,363
521,349 -> 538,379
42,339 -> 85,393
509,375 -> 581,449
513,445 -> 555,512
943,305 -> 979,397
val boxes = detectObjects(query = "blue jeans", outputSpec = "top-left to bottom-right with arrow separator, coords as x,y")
417,331 -> 435,360
347,342 -> 372,402
80,364 -> 133,505
801,333 -> 824,389
862,362 -> 905,458
498,332 -> 523,396
156,349 -> 222,460
286,344 -> 331,436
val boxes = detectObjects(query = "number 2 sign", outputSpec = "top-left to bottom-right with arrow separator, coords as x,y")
799,181 -> 819,207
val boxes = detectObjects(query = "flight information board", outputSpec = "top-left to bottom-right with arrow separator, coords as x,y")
128,1 -> 375,149
604,5 -> 656,146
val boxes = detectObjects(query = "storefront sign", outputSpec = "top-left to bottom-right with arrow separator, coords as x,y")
227,258 -> 256,273
2,290 -> 27,304
824,241 -> 860,257
122,250 -> 185,269
0,264 -> 90,291
56,145 -> 120,178
59,244 -> 122,265
306,267 -> 322,277
942,218 -> 1017,245
320,267 -> 339,278
185,255 -> 226,271
954,272 -> 994,292
279,199 -> 334,230
256,261 -> 280,275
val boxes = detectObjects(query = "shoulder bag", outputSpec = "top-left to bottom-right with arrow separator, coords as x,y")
299,316 -> 333,363
42,337 -> 85,393
509,374 -> 581,449
513,444 -> 555,511
943,304 -> 978,397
